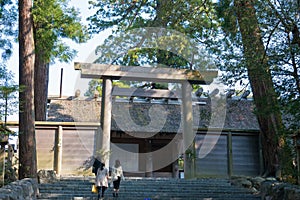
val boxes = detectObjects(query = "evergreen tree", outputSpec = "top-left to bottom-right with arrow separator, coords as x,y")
19,0 -> 37,179
0,0 -> 17,60
0,0 -> 18,122
234,0 -> 283,177
0,65 -> 18,123
87,0 -> 218,89
216,0 -> 299,176
32,0 -> 90,120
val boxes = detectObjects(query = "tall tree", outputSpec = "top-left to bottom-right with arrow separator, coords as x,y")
259,0 -> 300,131
32,0 -> 89,121
88,0 -> 218,69
88,0 -> 218,93
216,0 -> 299,176
0,0 -> 18,123
18,0 -> 37,179
234,0 -> 283,176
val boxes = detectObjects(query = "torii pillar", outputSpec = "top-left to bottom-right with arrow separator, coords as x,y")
100,77 -> 112,167
75,62 -> 217,178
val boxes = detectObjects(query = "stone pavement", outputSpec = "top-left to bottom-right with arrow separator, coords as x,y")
37,176 -> 261,200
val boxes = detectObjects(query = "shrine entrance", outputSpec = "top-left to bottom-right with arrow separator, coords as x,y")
75,62 -> 217,178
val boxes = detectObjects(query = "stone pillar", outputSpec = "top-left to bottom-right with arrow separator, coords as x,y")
181,82 -> 195,179
100,78 -> 112,167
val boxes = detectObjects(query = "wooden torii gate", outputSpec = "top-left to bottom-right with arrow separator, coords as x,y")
74,62 -> 217,178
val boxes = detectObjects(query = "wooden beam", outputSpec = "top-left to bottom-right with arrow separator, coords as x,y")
112,87 -> 181,99
74,62 -> 217,84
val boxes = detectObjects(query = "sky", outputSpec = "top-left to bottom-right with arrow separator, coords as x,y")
6,1 -> 110,120
7,0 -> 111,97
5,0 -> 226,121
47,1 -> 111,97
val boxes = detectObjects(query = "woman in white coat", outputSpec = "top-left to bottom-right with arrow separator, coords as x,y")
111,159 -> 124,197
95,163 -> 109,199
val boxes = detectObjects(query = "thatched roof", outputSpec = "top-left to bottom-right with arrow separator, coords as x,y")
47,96 -> 260,133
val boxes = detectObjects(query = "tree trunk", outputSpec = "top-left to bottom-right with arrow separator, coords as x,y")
234,0 -> 283,177
18,0 -> 37,179
34,51 -> 49,121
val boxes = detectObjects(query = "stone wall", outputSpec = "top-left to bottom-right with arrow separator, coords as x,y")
260,180 -> 300,200
230,176 -> 300,200
0,178 -> 39,200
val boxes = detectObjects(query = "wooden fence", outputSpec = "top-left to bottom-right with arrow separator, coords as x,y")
5,122 -> 261,177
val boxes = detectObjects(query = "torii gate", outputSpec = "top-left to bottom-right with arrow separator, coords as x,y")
74,62 -> 217,178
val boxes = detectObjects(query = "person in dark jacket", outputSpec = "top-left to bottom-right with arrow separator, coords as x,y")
92,156 -> 103,176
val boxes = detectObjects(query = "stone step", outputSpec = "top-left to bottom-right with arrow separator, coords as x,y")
38,186 -> 253,193
37,177 -> 260,200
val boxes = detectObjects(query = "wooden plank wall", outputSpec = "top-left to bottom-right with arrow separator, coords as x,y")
36,129 -> 56,170
34,123 -> 260,177
35,123 -> 99,176
232,134 -> 260,176
61,129 -> 96,175
195,134 -> 228,177
195,131 -> 260,178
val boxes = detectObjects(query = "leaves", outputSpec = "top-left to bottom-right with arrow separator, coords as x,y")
32,0 -> 90,63
0,64 -> 18,121
0,0 -> 17,60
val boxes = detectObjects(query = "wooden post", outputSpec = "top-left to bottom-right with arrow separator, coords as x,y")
294,131 -> 300,185
259,133 -> 264,176
0,134 -> 8,186
100,78 -> 112,167
297,148 -> 300,185
145,139 -> 153,177
0,145 -> 4,186
227,131 -> 233,178
172,139 -> 181,178
182,82 -> 195,179
54,125 -> 63,176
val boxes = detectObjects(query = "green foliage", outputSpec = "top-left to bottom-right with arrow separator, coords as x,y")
214,0 -> 299,178
84,79 -> 130,97
87,1 -> 220,92
213,1 -> 248,87
215,0 -> 300,131
85,79 -> 102,97
88,0 -> 219,69
88,0 -> 218,34
32,0 -> 90,63
258,0 -> 300,131
279,136 -> 297,184
0,64 -> 18,122
0,0 -> 17,60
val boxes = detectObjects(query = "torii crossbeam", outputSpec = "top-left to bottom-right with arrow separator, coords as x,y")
74,62 -> 218,178
74,62 -> 217,84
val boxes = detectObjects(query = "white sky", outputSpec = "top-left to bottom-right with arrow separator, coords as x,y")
48,0 -> 111,97
7,0 -> 110,97
6,1 -> 110,120
6,1 -> 226,121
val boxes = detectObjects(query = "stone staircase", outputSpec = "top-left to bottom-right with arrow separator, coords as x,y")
37,177 -> 261,200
